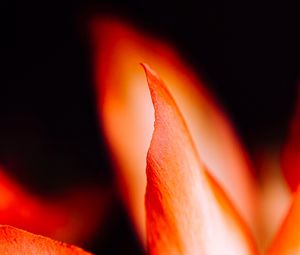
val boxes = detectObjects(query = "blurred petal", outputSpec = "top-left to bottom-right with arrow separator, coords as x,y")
91,17 -> 258,241
254,147 -> 291,250
268,185 -> 300,254
144,64 -> 257,254
0,166 -> 110,245
281,87 -> 300,191
0,225 -> 92,254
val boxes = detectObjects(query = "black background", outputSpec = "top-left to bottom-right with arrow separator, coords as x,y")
1,1 -> 300,254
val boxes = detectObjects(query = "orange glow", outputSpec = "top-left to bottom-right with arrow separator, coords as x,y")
281,87 -> 300,191
143,64 -> 257,254
0,166 -> 110,245
268,185 -> 300,254
0,225 -> 92,254
254,148 -> 292,250
91,17 -> 258,242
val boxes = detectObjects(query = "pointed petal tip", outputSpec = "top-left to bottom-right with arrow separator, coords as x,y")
143,66 -> 258,255
93,17 -> 259,248
141,63 -> 166,91
140,63 -> 155,75
141,63 -> 178,115
141,63 -> 160,93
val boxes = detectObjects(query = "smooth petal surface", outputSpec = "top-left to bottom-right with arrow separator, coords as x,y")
254,148 -> 291,250
281,87 -> 300,191
0,166 -> 110,245
91,18 -> 258,241
268,185 -> 300,254
144,64 -> 257,255
0,225 -> 92,255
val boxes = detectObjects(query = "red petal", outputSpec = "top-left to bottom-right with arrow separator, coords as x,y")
281,87 -> 300,191
268,185 -> 300,254
0,225 -> 92,254
91,18 -> 258,242
143,64 -> 258,254
0,167 -> 110,245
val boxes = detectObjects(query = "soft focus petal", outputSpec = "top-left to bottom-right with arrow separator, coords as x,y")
268,185 -> 300,254
281,87 -> 300,191
0,225 -> 92,255
0,166 -> 110,245
254,147 -> 291,250
144,64 -> 257,255
91,17 -> 258,241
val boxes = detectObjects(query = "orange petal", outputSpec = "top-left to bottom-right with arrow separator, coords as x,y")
0,166 -> 110,245
268,185 -> 300,254
144,64 -> 257,254
254,147 -> 291,250
281,86 -> 300,191
91,17 -> 258,242
0,225 -> 92,254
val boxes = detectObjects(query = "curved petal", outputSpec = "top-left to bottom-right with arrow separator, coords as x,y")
91,17 -> 258,242
144,64 -> 257,254
0,225 -> 92,254
0,166 -> 110,245
268,185 -> 300,254
281,86 -> 300,191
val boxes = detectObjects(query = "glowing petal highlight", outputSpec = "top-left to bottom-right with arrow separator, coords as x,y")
144,64 -> 257,255
0,225 -> 92,255
0,166 -> 109,245
91,18 -> 258,241
268,185 -> 300,254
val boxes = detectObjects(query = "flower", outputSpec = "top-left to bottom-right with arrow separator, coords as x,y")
91,17 -> 300,254
2,15 -> 300,255
91,17 -> 258,245
143,63 -> 257,254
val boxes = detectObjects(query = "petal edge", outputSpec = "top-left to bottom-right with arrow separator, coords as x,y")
143,64 -> 258,255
